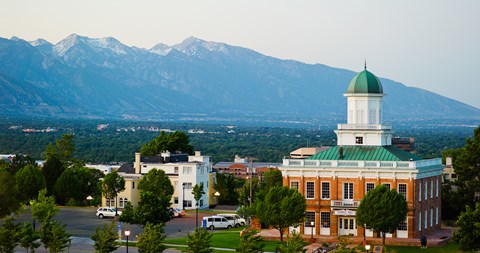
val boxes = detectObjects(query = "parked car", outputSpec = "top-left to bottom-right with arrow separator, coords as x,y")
201,215 -> 234,229
96,207 -> 122,219
217,213 -> 246,227
170,207 -> 186,217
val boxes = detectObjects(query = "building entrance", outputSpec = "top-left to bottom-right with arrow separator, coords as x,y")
338,217 -> 357,236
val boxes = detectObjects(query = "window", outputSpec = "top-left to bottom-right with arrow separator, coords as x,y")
305,212 -> 315,227
436,178 -> 439,197
419,182 -> 422,202
383,183 -> 391,190
132,181 -> 135,189
355,136 -> 363,144
430,208 -> 433,227
398,220 -> 407,231
174,197 -> 178,204
430,180 -> 433,198
349,219 -> 354,229
183,182 -> 193,189
183,166 -> 192,174
306,182 -> 315,199
119,198 -> 128,208
174,166 -> 179,174
106,198 -> 115,208
200,199 -> 204,207
398,184 -> 407,199
183,200 -> 192,208
290,181 -> 299,190
343,183 -> 354,200
320,212 -> 330,228
419,212 -> 422,231
436,207 -> 439,225
424,182 -> 428,200
321,182 -> 330,199
424,210 -> 427,229
366,183 -> 375,194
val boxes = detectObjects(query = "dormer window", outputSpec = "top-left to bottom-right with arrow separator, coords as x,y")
355,136 -> 363,144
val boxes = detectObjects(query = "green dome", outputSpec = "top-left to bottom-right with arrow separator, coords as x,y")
347,68 -> 383,94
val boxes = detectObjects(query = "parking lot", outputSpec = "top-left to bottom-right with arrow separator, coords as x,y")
15,206 -> 217,239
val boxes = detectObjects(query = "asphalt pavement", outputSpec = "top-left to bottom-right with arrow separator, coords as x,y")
11,206 -> 229,253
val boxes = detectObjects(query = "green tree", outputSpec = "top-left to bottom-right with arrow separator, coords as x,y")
15,164 -> 46,203
256,186 -> 306,242
260,168 -> 282,190
0,217 -> 20,253
277,231 -> 306,253
238,176 -> 260,219
8,154 -> 36,174
53,168 -> 77,205
55,133 -> 75,162
91,221 -> 119,253
138,169 -> 174,196
141,131 -> 193,155
356,185 -> 408,246
19,221 -> 41,253
30,189 -> 58,225
184,227 -> 213,253
101,171 -> 125,215
43,221 -> 71,253
192,183 -> 205,228
235,230 -> 264,253
42,153 -> 65,196
137,222 -> 167,253
131,191 -> 172,226
451,126 -> 480,211
453,202 -> 480,251
213,173 -> 241,205
0,169 -> 21,218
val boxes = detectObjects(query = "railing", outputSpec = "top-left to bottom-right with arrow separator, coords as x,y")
282,158 -> 442,170
337,123 -> 392,130
331,200 -> 360,208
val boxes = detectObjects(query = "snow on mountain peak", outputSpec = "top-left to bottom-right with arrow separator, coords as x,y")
53,34 -> 130,57
149,43 -> 171,56
173,36 -> 228,56
29,38 -> 53,47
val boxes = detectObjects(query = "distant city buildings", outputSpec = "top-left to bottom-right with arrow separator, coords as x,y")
213,155 -> 281,179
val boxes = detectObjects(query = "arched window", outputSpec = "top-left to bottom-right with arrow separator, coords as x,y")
119,198 -> 128,208
106,198 -> 115,207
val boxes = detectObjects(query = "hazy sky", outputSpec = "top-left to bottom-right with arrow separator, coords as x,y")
2,0 -> 479,108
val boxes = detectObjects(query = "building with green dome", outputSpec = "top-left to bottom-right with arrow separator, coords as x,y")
280,67 -> 444,243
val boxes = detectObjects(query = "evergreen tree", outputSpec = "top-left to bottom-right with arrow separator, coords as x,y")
184,227 -> 213,253
453,202 -> 480,251
42,152 -> 65,197
91,221 -> 119,253
0,217 -> 20,253
277,231 -> 306,253
137,222 -> 167,253
19,221 -> 41,253
235,230 -> 264,253
15,164 -> 46,203
0,169 -> 21,218
43,221 -> 71,253
140,131 -> 193,155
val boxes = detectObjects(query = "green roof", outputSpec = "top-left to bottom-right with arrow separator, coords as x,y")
306,145 -> 422,161
347,69 -> 383,94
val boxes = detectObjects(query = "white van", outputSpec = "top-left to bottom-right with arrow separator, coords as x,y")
217,213 -> 246,227
202,215 -> 234,229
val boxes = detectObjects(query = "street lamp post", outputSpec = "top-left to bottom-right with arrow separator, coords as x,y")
365,244 -> 371,253
310,221 -> 314,243
195,202 -> 199,228
125,230 -> 130,253
182,183 -> 186,210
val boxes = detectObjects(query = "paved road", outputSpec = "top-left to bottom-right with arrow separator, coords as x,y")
11,207 -> 218,253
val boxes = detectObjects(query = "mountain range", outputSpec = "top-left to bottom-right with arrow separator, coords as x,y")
0,34 -> 479,123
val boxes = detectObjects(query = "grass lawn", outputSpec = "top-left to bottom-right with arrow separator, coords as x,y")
388,243 -> 465,253
164,228 -> 282,252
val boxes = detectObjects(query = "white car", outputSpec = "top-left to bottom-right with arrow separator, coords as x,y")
96,207 -> 122,219
202,215 -> 235,229
217,213 -> 246,227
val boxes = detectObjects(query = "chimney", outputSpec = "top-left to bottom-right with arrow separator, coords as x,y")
134,152 -> 141,174
195,151 -> 201,156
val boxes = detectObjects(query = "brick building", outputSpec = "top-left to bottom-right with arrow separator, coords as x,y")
280,66 -> 443,240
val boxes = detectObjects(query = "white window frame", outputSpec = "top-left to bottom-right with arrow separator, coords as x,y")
430,180 -> 433,198
436,178 -> 439,197
343,182 -> 354,200
321,182 -> 330,199
430,208 -> 433,227
418,212 -> 421,231
419,182 -> 422,202
436,207 -> 439,225
366,182 -> 375,194
383,183 -> 391,190
398,183 -> 407,200
290,181 -> 299,190
424,182 -> 428,200
424,210 -> 427,229
306,182 -> 315,199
